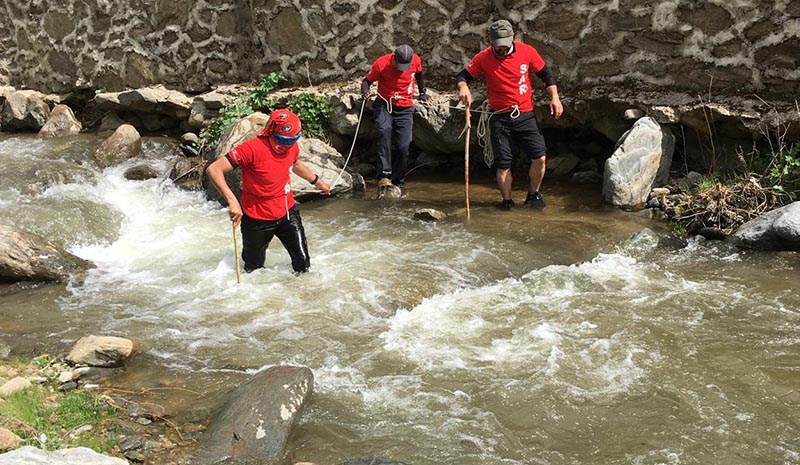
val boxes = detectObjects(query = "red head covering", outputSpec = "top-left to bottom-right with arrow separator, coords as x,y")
258,108 -> 302,138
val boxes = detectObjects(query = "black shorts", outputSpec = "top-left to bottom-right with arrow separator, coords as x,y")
489,111 -> 546,169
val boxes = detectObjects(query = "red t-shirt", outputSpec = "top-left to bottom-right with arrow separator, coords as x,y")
465,42 -> 546,112
227,136 -> 298,221
365,53 -> 423,108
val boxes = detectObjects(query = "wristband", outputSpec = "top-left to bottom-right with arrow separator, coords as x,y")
310,174 -> 319,185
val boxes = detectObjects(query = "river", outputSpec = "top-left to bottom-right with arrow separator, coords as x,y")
0,134 -> 798,465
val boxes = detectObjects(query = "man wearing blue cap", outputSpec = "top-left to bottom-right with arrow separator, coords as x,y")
361,45 -> 430,189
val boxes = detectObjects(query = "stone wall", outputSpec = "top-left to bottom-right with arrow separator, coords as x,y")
2,0 -> 799,99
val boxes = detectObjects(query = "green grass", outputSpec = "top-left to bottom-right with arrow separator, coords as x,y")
0,380 -> 118,452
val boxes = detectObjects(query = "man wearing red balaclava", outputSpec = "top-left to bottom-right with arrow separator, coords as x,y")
206,108 -> 331,274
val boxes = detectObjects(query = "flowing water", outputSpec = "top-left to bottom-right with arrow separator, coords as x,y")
0,134 -> 799,465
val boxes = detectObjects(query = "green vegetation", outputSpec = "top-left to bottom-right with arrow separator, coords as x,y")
286,93 -> 333,139
0,356 -> 118,453
200,73 -> 333,148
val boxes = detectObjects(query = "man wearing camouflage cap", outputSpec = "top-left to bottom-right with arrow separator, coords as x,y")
456,20 -> 563,210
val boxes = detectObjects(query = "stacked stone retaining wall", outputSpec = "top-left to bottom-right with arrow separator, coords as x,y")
1,1 -> 798,100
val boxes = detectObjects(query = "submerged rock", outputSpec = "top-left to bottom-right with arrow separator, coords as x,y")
195,365 -> 313,465
414,209 -> 447,222
0,223 -> 92,282
124,164 -> 160,181
0,446 -> 129,465
731,201 -> 800,251
620,228 -> 660,256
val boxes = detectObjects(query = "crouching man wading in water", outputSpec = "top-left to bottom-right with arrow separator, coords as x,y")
456,19 -> 563,210
206,108 -> 331,274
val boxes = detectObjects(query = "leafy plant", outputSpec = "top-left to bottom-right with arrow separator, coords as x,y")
200,73 -> 288,148
200,101 -> 254,148
765,144 -> 800,198
249,73 -> 286,110
286,93 -> 333,139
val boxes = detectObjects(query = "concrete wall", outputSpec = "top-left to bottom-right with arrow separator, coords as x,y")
2,0 -> 799,99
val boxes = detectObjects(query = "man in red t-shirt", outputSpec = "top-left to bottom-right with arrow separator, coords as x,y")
361,44 -> 430,189
206,108 -> 331,274
456,20 -> 563,210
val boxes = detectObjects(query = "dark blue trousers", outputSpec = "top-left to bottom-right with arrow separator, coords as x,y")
373,100 -> 414,185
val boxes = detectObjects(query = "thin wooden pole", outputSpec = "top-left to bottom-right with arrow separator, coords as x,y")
232,222 -> 241,284
464,102 -> 472,220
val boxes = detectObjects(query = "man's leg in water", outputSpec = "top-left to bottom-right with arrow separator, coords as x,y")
240,214 -> 278,272
275,206 -> 311,273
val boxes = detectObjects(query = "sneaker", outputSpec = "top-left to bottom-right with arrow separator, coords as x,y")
524,191 -> 546,209
497,199 -> 515,210
378,177 -> 394,187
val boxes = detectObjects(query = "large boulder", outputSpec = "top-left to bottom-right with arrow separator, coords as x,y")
66,335 -> 135,368
95,124 -> 142,168
39,104 -> 82,137
412,91 -> 478,155
94,85 -> 192,119
292,138 -> 353,199
0,223 -> 92,282
0,446 -> 129,465
603,116 -> 674,209
1,90 -> 51,131
195,365 -> 313,465
203,112 -> 353,204
731,201 -> 800,251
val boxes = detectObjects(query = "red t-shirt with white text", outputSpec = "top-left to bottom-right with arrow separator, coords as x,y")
227,136 -> 298,221
366,53 -> 423,108
465,42 -> 546,112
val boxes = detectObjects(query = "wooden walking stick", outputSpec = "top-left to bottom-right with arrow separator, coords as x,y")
232,222 -> 241,284
464,102 -> 472,220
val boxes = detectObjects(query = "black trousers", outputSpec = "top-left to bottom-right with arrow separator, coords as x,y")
240,206 -> 310,273
373,100 -> 414,185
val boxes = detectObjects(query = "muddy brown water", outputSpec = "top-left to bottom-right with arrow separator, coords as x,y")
1,134 -> 798,465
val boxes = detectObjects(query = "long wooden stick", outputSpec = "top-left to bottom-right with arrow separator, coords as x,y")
232,222 -> 241,284
465,102 -> 472,220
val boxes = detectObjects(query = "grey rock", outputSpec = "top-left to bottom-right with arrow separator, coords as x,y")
603,117 -> 675,209
58,381 -> 78,392
0,446 -> 129,464
95,124 -> 142,168
1,90 -> 51,131
98,113 -> 125,134
195,365 -> 313,465
0,342 -> 10,359
731,201 -> 800,251
39,104 -> 82,137
571,170 -> 603,184
0,223 -> 92,282
414,209 -> 447,222
623,108 -> 646,120
546,152 -> 580,178
66,335 -> 134,368
181,132 -> 199,145
0,377 -> 31,398
124,164 -> 160,181
95,86 -> 192,119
